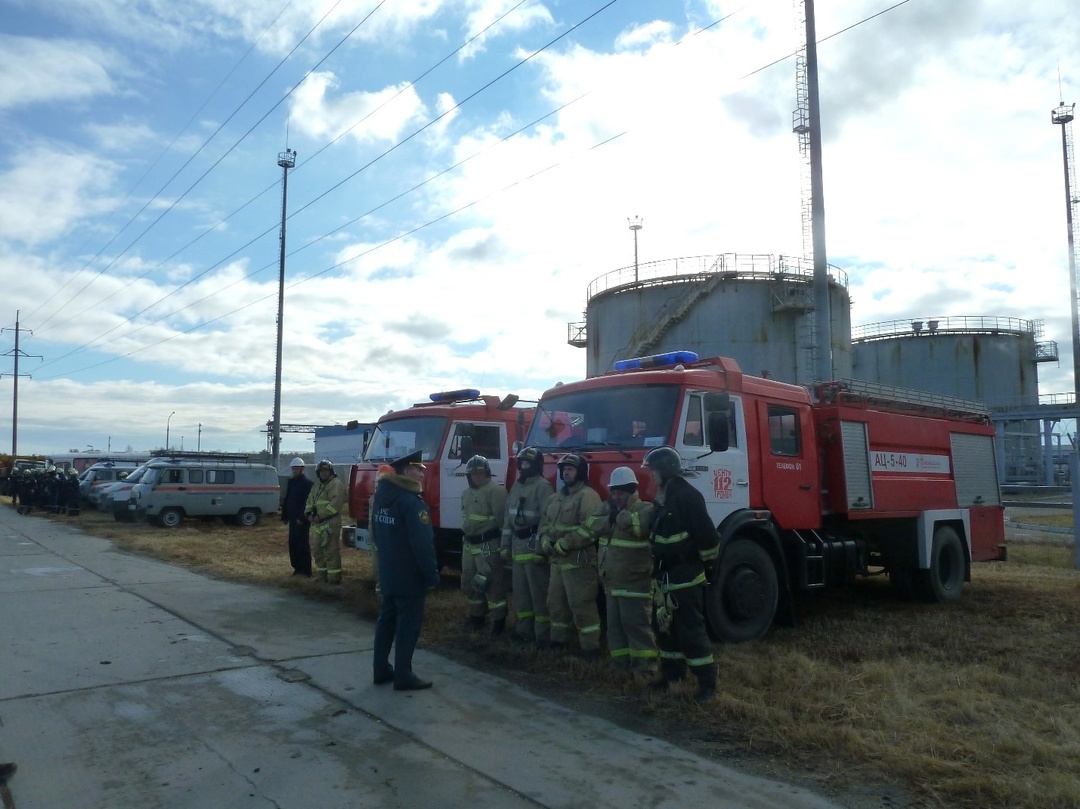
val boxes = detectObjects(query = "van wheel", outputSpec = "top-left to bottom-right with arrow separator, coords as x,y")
236,508 -> 260,527
159,508 -> 183,529
706,540 -> 778,643
916,526 -> 965,603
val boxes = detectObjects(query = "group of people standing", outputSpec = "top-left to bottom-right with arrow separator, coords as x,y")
280,458 -> 347,582
6,466 -> 80,516
371,445 -> 722,703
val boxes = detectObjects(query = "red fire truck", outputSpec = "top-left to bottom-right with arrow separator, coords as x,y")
522,351 -> 1006,643
349,389 -> 534,569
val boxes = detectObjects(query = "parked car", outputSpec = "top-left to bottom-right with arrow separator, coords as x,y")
126,458 -> 280,528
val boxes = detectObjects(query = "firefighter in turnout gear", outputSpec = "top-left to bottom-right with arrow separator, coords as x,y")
460,455 -> 509,635
539,453 -> 602,656
643,446 -> 721,702
503,447 -> 555,646
585,466 -> 657,674
305,460 -> 347,584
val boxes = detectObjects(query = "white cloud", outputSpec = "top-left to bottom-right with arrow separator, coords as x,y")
0,34 -> 116,109
288,71 -> 429,144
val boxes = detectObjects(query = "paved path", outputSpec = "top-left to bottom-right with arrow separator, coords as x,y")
0,507 -> 842,809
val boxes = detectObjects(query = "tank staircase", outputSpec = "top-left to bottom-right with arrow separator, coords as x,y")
771,272 -> 818,386
625,256 -> 728,358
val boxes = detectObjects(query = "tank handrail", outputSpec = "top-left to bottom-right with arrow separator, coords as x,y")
586,253 -> 848,301
852,315 -> 1038,342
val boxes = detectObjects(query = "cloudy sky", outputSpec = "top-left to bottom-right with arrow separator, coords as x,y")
1,0 -> 1077,457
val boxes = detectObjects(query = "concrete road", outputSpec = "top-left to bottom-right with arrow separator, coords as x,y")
0,507 -> 843,809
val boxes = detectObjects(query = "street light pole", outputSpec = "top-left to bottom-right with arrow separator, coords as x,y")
166,411 -> 176,450
628,216 -> 642,282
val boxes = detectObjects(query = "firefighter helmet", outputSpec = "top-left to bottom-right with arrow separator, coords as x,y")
608,466 -> 638,490
465,455 -> 492,477
556,453 -> 588,481
315,459 -> 335,477
642,446 -> 683,482
516,446 -> 544,478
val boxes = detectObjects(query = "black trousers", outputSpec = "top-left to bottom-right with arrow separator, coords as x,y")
374,594 -> 427,683
655,583 -> 714,676
287,518 -> 312,575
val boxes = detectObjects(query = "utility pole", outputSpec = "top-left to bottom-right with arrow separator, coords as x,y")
2,311 -> 42,460
271,146 -> 297,472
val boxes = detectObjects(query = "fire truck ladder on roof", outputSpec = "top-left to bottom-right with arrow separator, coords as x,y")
821,379 -> 990,418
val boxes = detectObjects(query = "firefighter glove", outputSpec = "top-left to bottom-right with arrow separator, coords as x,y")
540,538 -> 554,557
499,546 -> 511,562
554,540 -> 568,556
653,588 -> 676,634
470,572 -> 488,600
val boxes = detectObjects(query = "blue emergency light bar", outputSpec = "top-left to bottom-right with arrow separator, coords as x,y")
429,388 -> 481,403
613,351 -> 699,371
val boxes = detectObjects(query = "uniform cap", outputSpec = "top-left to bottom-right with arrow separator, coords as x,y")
391,449 -> 426,471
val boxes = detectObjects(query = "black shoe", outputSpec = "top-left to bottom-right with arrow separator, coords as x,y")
548,640 -> 567,651
490,618 -> 506,637
0,762 -> 15,784
694,685 -> 717,703
647,676 -> 671,692
373,665 -> 395,685
463,616 -> 486,632
576,648 -> 601,661
393,676 -> 433,691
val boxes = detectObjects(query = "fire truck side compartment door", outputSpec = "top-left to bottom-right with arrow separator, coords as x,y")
950,432 -> 1001,506
840,421 -> 874,510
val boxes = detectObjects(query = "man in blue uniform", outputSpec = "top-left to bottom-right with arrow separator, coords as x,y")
371,449 -> 440,691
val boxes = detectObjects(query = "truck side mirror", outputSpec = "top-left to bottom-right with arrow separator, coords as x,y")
458,435 -> 474,460
707,411 -> 730,452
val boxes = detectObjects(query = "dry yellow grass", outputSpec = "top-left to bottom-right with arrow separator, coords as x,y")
26,504 -> 1080,809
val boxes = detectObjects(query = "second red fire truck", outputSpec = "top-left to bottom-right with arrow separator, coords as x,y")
520,350 -> 1006,643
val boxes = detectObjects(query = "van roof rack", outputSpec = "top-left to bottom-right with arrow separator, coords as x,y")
149,450 -> 253,462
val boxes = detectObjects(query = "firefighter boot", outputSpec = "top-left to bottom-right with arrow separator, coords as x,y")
490,617 -> 506,638
648,662 -> 686,693
693,665 -> 717,703
464,616 -> 486,632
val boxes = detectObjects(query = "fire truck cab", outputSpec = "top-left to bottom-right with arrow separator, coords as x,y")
350,389 -> 534,569
523,351 -> 1006,643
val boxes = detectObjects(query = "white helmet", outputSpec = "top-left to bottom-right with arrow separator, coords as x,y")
289,457 -> 305,468
609,466 -> 638,489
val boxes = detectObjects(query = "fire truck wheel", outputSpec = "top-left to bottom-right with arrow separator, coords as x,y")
918,526 -> 965,603
159,508 -> 184,529
706,540 -> 778,643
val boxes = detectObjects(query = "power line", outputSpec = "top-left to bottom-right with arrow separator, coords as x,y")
22,0 -> 298,324
35,0 -> 914,381
30,1 -> 618,370
33,0 -> 372,332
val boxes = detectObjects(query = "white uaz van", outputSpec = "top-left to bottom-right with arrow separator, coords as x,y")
126,458 -> 280,528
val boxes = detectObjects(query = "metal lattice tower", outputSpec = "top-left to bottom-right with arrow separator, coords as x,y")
1051,101 -> 1080,398
792,1 -> 812,262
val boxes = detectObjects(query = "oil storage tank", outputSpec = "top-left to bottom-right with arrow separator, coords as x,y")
852,316 -> 1059,484
567,253 -> 853,385
851,316 -> 1050,407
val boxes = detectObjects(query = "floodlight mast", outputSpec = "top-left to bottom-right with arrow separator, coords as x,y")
1052,101 -> 1080,399
271,147 -> 297,470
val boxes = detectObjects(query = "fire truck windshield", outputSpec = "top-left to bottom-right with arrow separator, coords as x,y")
362,416 -> 448,463
524,385 -> 679,450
